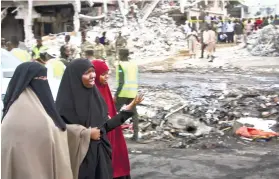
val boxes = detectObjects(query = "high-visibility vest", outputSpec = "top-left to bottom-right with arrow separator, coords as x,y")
32,45 -> 47,59
48,59 -> 65,78
116,61 -> 138,98
11,48 -> 31,62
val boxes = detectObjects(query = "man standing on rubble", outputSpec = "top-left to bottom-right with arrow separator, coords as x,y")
115,32 -> 127,60
84,44 -> 96,61
184,20 -> 192,49
93,37 -> 106,60
32,37 -> 47,61
234,20 -> 243,44
199,20 -> 208,59
80,31 -> 93,58
114,49 -> 140,142
10,36 -> 31,62
100,32 -> 109,45
64,35 -> 78,59
60,45 -> 72,65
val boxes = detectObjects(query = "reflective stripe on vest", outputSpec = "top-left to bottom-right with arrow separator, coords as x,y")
116,61 -> 138,98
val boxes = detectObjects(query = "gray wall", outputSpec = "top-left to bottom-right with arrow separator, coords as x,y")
1,14 -> 24,41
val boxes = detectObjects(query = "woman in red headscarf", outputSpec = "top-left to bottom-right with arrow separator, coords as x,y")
92,60 -> 131,179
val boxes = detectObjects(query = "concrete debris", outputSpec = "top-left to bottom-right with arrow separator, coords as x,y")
124,87 -> 279,144
41,5 -> 187,60
98,9 -> 186,59
247,25 -> 279,57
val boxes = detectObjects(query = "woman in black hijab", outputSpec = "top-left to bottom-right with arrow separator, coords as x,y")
2,62 -> 98,179
56,59 -> 143,179
2,62 -> 102,179
2,62 -> 66,129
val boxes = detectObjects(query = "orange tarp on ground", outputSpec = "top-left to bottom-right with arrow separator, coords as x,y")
236,127 -> 279,139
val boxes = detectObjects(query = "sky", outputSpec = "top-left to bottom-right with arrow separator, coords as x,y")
243,0 -> 279,6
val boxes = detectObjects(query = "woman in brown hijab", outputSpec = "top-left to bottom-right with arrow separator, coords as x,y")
1,62 -> 100,179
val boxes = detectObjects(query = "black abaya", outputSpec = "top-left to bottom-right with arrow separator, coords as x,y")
2,62 -> 66,130
56,59 -> 133,179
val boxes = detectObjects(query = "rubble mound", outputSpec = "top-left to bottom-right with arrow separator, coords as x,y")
42,8 -> 187,60
247,25 -> 279,57
99,10 -> 186,59
126,87 -> 279,145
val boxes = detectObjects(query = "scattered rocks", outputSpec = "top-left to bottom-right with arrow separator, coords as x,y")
125,87 -> 279,146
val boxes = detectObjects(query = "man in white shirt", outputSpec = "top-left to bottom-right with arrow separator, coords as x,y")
184,21 -> 192,49
205,13 -> 211,24
226,20 -> 235,43
183,20 -> 191,35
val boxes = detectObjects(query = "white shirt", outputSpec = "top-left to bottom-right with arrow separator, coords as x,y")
184,24 -> 191,35
217,22 -> 223,33
205,16 -> 211,24
226,23 -> 235,32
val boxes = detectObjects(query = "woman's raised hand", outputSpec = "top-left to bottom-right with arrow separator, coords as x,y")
132,94 -> 144,106
125,94 -> 144,111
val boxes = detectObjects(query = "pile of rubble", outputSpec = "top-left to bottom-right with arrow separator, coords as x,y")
124,88 -> 279,144
247,25 -> 279,57
95,9 -> 187,59
42,6 -> 187,60
42,32 -> 81,57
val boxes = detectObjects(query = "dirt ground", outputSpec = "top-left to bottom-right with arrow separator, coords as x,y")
109,46 -> 279,179
128,142 -> 279,179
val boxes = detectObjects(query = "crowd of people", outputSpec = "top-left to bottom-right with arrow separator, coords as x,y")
1,29 -> 141,179
183,14 -> 279,62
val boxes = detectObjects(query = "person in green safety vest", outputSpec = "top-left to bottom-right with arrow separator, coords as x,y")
10,36 -> 31,62
32,37 -> 47,61
114,48 -> 140,142
39,48 -> 66,99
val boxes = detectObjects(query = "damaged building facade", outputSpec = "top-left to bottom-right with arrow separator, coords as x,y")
1,0 -> 116,46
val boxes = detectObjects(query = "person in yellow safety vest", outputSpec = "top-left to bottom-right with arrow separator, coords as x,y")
38,48 -> 66,99
9,36 -> 31,62
114,49 -> 140,142
32,37 -> 47,61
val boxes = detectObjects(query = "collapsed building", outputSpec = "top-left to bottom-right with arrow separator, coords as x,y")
1,0 -> 116,47
1,0 -> 229,48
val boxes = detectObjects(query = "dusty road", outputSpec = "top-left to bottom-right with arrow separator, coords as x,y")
110,70 -> 279,102
128,144 -> 279,179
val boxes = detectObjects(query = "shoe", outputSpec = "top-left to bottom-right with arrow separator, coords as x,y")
131,137 -> 152,144
208,56 -> 214,62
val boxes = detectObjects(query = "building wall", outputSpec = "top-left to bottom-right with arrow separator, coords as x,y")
1,14 -> 24,41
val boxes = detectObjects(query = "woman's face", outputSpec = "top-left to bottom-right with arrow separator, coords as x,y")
82,67 -> 96,88
99,71 -> 109,85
